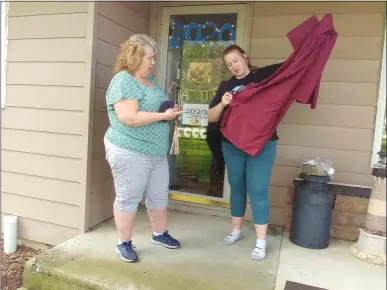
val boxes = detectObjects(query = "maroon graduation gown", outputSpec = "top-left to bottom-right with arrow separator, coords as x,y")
220,13 -> 338,157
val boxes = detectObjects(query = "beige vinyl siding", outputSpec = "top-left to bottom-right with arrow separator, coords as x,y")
250,2 -> 385,184
0,2 -> 90,245
249,2 -> 386,225
149,2 -> 386,226
90,1 -> 150,228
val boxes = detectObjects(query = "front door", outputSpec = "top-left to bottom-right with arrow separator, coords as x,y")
156,4 -> 249,206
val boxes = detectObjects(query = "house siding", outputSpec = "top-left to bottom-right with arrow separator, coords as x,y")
3,1 -> 383,247
1,2 -> 91,245
89,1 -> 150,228
250,3 -> 385,207
149,2 -> 386,226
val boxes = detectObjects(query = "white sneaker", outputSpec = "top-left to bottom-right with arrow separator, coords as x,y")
223,232 -> 240,246
251,247 -> 266,261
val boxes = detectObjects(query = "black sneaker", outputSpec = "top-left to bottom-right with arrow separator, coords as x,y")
116,241 -> 138,262
151,231 -> 181,249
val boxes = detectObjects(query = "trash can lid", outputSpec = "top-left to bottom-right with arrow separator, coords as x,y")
299,173 -> 332,183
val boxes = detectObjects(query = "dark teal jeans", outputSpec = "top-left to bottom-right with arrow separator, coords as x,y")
221,140 -> 277,225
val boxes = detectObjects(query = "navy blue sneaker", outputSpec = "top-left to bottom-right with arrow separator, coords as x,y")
151,231 -> 181,249
116,241 -> 138,262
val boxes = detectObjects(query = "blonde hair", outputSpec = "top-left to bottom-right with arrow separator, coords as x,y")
114,34 -> 158,74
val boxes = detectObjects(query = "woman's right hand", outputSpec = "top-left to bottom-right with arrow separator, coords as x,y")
163,108 -> 183,120
221,92 -> 233,107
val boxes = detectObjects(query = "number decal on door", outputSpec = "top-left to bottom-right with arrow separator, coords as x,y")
218,23 -> 235,41
169,23 -> 185,48
185,23 -> 202,41
169,22 -> 236,47
201,22 -> 218,41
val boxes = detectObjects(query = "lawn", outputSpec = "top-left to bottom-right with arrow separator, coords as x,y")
382,137 -> 386,152
175,136 -> 212,182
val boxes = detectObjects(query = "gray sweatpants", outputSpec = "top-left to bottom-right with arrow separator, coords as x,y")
104,137 -> 169,213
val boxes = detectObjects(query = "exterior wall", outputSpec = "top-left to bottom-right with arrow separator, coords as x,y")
250,1 -> 385,226
251,1 -> 385,183
149,2 -> 386,227
90,1 -> 150,228
4,1 -> 382,246
0,2 -> 94,245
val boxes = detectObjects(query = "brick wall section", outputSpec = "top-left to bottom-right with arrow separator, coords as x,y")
285,181 -> 371,242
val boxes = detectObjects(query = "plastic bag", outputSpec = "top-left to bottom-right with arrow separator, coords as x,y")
302,157 -> 335,177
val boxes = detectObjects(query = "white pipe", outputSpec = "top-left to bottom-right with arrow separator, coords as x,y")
3,215 -> 18,254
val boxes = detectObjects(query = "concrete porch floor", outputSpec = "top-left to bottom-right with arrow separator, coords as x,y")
23,208 -> 386,290
276,233 -> 386,290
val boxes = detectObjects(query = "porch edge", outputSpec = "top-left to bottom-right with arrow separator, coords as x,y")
23,255 -> 94,290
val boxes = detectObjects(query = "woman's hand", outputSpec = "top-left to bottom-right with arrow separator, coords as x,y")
164,108 -> 183,120
221,92 -> 233,107
208,93 -> 232,122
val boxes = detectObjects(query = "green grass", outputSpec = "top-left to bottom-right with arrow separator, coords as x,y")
175,137 -> 212,181
382,137 -> 386,152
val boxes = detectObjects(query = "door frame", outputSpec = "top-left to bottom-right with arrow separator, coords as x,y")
155,3 -> 252,208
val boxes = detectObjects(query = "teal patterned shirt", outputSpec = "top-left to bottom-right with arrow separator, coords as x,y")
104,71 -> 170,157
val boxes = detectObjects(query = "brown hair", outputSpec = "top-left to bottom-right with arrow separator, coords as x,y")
114,34 -> 157,75
222,44 -> 258,73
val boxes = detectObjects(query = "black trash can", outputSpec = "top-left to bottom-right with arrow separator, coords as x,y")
289,173 -> 334,249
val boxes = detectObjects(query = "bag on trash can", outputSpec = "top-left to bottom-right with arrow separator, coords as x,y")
302,157 -> 335,177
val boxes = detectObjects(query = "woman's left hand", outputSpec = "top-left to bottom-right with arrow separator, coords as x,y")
173,104 -> 180,112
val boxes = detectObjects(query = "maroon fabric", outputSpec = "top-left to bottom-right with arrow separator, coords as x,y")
220,13 -> 338,157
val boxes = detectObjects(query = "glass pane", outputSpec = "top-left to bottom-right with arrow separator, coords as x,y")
165,13 -> 237,199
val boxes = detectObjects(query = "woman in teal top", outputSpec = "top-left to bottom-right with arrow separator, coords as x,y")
104,34 -> 182,262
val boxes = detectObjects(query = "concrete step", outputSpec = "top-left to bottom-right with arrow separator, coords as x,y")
23,209 -> 283,290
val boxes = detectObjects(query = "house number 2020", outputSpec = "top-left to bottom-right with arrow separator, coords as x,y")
168,22 -> 236,47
